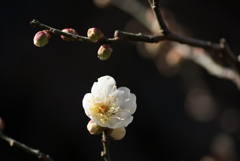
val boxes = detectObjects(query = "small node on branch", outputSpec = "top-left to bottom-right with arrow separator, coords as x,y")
98,44 -> 113,60
61,28 -> 78,41
107,127 -> 126,140
30,19 -> 38,27
114,30 -> 123,42
87,28 -> 104,42
87,120 -> 105,135
0,118 -> 5,131
33,30 -> 51,47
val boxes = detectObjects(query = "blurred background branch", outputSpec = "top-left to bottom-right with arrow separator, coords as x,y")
0,131 -> 54,161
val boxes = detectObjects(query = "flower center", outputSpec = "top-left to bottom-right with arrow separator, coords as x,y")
88,86 -> 129,125
99,106 -> 108,114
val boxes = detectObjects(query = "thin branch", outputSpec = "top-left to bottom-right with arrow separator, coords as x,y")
29,20 -> 234,50
30,19 -> 240,73
0,132 -> 54,161
149,0 -> 169,34
101,130 -> 111,161
147,0 -> 240,74
30,19 -> 121,44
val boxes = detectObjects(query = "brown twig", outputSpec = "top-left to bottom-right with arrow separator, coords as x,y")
101,130 -> 111,161
148,0 -> 240,74
0,132 -> 54,161
30,2 -> 240,86
30,19 -> 121,44
148,0 -> 169,35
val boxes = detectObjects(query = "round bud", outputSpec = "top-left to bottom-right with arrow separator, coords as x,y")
108,127 -> 126,140
33,30 -> 51,47
0,118 -> 5,131
87,120 -> 105,135
87,28 -> 104,42
98,44 -> 113,60
61,28 -> 78,41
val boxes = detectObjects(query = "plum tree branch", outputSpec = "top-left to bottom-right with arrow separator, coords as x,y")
30,19 -> 121,44
30,1 -> 240,86
149,0 -> 240,73
101,130 -> 111,161
30,20 -> 239,60
0,132 -> 54,161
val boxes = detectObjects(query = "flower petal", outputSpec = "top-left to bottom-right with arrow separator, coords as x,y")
91,115 -> 107,128
91,76 -> 116,96
121,93 -> 137,114
114,88 -> 136,114
107,115 -> 133,129
113,87 -> 130,105
123,115 -> 133,127
106,118 -> 125,129
82,93 -> 93,117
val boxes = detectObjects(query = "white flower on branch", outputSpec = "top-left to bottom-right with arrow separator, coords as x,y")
82,76 -> 136,129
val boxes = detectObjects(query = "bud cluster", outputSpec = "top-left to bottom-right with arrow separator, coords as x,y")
87,120 -> 126,140
33,27 -> 113,61
87,28 -> 113,60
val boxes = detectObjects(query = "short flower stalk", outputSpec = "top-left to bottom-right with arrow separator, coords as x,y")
101,130 -> 111,161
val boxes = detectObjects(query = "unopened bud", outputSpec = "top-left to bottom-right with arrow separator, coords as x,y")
98,44 -> 113,60
87,28 -> 104,42
87,120 -> 105,135
108,127 -> 126,140
0,118 -> 5,131
61,28 -> 78,41
33,30 -> 51,47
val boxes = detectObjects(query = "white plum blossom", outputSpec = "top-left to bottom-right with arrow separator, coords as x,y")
82,76 -> 137,129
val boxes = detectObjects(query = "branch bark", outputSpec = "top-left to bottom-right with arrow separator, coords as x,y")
0,132 -> 54,161
101,130 -> 111,161
30,18 -> 240,87
148,0 -> 240,74
30,19 -> 120,44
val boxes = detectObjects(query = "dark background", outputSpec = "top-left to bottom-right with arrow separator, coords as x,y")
1,0 -> 240,161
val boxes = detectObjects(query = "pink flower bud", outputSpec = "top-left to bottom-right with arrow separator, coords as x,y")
107,127 -> 126,140
33,30 -> 51,47
87,120 -> 105,135
87,28 -> 104,42
98,44 -> 113,60
61,28 -> 78,41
